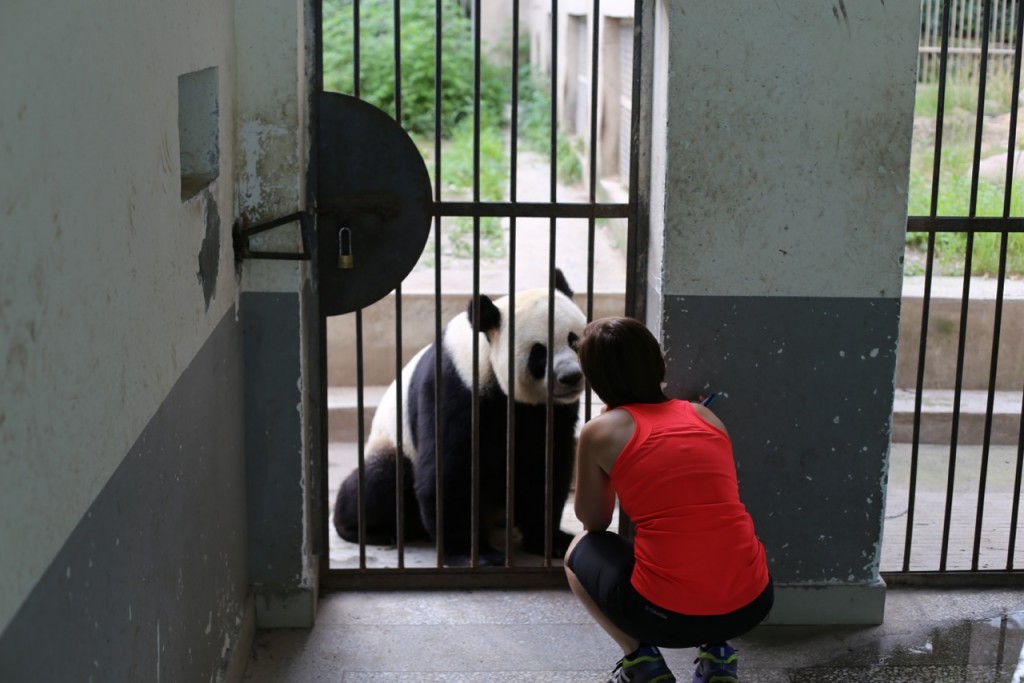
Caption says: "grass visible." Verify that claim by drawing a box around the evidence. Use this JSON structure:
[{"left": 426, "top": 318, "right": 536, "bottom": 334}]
[
  {"left": 908, "top": 66, "right": 1024, "bottom": 277},
  {"left": 323, "top": 1, "right": 584, "bottom": 264}
]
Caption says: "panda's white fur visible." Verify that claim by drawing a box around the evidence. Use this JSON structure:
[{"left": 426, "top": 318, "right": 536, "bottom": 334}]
[
  {"left": 367, "top": 285, "right": 586, "bottom": 462},
  {"left": 486, "top": 287, "right": 586, "bottom": 405},
  {"left": 334, "top": 272, "right": 587, "bottom": 564}
]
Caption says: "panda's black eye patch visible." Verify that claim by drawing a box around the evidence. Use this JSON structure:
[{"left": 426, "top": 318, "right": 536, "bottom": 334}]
[
  {"left": 528, "top": 343, "right": 547, "bottom": 380},
  {"left": 568, "top": 332, "right": 579, "bottom": 352}
]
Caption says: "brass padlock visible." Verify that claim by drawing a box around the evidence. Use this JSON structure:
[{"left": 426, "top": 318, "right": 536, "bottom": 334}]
[{"left": 338, "top": 227, "right": 354, "bottom": 269}]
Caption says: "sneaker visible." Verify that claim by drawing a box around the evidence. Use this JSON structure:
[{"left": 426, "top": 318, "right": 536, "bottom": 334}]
[
  {"left": 691, "top": 643, "right": 738, "bottom": 683},
  {"left": 608, "top": 645, "right": 677, "bottom": 683}
]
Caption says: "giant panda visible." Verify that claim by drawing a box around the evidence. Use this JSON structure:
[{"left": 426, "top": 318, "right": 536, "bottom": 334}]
[{"left": 333, "top": 270, "right": 587, "bottom": 566}]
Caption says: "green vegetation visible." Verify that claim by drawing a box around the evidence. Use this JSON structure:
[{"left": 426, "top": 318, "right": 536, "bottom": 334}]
[
  {"left": 322, "top": 0, "right": 584, "bottom": 262},
  {"left": 908, "top": 67, "right": 1024, "bottom": 276},
  {"left": 322, "top": 0, "right": 505, "bottom": 137}
]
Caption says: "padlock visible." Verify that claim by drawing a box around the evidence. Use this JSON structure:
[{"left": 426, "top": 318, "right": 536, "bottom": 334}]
[{"left": 338, "top": 226, "right": 354, "bottom": 269}]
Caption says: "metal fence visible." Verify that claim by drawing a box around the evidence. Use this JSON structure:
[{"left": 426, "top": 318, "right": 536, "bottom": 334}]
[
  {"left": 318, "top": 0, "right": 644, "bottom": 589},
  {"left": 316, "top": 0, "right": 1024, "bottom": 588},
  {"left": 919, "top": 0, "right": 1021, "bottom": 81},
  {"left": 885, "top": 0, "right": 1024, "bottom": 583}
]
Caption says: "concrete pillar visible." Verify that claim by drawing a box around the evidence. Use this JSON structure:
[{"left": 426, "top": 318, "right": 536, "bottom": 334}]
[
  {"left": 646, "top": 0, "right": 920, "bottom": 624},
  {"left": 235, "top": 0, "right": 319, "bottom": 628}
]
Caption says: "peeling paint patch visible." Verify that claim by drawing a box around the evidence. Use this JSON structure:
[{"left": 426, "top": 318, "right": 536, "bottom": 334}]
[
  {"left": 196, "top": 191, "right": 220, "bottom": 311},
  {"left": 237, "top": 119, "right": 291, "bottom": 214}
]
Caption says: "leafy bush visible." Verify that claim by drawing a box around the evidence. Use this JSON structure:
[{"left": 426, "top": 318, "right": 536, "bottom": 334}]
[{"left": 323, "top": 0, "right": 506, "bottom": 138}]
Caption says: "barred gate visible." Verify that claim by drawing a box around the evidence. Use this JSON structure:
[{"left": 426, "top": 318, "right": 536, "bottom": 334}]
[
  {"left": 882, "top": 0, "right": 1024, "bottom": 583},
  {"left": 314, "top": 0, "right": 1024, "bottom": 589},
  {"left": 316, "top": 0, "right": 646, "bottom": 589}
]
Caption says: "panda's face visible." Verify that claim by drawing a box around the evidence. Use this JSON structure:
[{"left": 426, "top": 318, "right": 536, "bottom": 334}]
[{"left": 490, "top": 289, "right": 587, "bottom": 406}]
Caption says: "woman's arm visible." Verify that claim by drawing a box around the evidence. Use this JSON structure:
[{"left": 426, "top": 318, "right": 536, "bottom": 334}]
[{"left": 573, "top": 409, "right": 634, "bottom": 531}]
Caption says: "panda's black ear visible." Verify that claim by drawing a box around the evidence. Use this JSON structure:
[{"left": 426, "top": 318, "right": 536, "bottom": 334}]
[
  {"left": 554, "top": 268, "right": 574, "bottom": 298},
  {"left": 468, "top": 295, "right": 502, "bottom": 334}
]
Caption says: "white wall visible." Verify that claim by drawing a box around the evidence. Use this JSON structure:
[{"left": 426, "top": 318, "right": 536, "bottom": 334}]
[
  {"left": 235, "top": 0, "right": 310, "bottom": 293},
  {"left": 0, "top": 0, "right": 238, "bottom": 632},
  {"left": 655, "top": 1, "right": 918, "bottom": 300}
]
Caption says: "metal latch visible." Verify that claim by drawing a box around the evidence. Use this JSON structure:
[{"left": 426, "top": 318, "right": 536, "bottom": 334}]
[{"left": 233, "top": 211, "right": 312, "bottom": 262}]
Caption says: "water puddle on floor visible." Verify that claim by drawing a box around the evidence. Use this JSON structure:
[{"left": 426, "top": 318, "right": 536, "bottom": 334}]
[{"left": 774, "top": 610, "right": 1024, "bottom": 682}]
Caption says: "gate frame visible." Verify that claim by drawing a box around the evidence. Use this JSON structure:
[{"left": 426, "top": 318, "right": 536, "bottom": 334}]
[{"left": 311, "top": 0, "right": 654, "bottom": 590}]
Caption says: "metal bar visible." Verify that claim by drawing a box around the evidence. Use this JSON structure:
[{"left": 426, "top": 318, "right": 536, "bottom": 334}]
[
  {"left": 311, "top": 0, "right": 326, "bottom": 575},
  {"left": 972, "top": 0, "right": 1024, "bottom": 571},
  {"left": 903, "top": 0, "right": 954, "bottom": 572},
  {"left": 234, "top": 212, "right": 313, "bottom": 261},
  {"left": 902, "top": 231, "right": 934, "bottom": 572},
  {"left": 434, "top": 201, "right": 631, "bottom": 219},
  {"left": 506, "top": 0, "right": 521, "bottom": 567},
  {"left": 236, "top": 251, "right": 310, "bottom": 261},
  {"left": 969, "top": 0, "right": 998, "bottom": 572},
  {"left": 394, "top": 279, "right": 406, "bottom": 568},
  {"left": 352, "top": 0, "right": 367, "bottom": 572},
  {"left": 353, "top": 0, "right": 361, "bottom": 98},
  {"left": 236, "top": 211, "right": 309, "bottom": 238},
  {"left": 968, "top": 0, "right": 992, "bottom": 216},
  {"left": 551, "top": 0, "right": 559, "bottom": 207},
  {"left": 906, "top": 216, "right": 1024, "bottom": 232},
  {"left": 392, "top": 0, "right": 407, "bottom": 570},
  {"left": 321, "top": 567, "right": 571, "bottom": 591},
  {"left": 356, "top": 309, "right": 367, "bottom": 569},
  {"left": 918, "top": 45, "right": 1018, "bottom": 55},
  {"left": 937, "top": 265, "right": 973, "bottom": 572},
  {"left": 624, "top": 0, "right": 646, "bottom": 323},
  {"left": 938, "top": 0, "right": 992, "bottom": 570},
  {"left": 938, "top": 266, "right": 974, "bottom": 571},
  {"left": 470, "top": 0, "right": 483, "bottom": 569},
  {"left": 974, "top": 228, "right": 1010, "bottom": 569},
  {"left": 582, "top": 1, "right": 601, "bottom": 428},
  {"left": 543, "top": 0, "right": 559, "bottom": 567},
  {"left": 1003, "top": 21, "right": 1024, "bottom": 573},
  {"left": 433, "top": 0, "right": 446, "bottom": 571},
  {"left": 545, "top": 245, "right": 556, "bottom": 566},
  {"left": 881, "top": 570, "right": 1024, "bottom": 588},
  {"left": 586, "top": 0, "right": 600, "bottom": 327}
]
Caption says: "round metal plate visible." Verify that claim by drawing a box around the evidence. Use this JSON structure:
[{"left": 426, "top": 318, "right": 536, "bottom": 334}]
[{"left": 317, "top": 93, "right": 432, "bottom": 316}]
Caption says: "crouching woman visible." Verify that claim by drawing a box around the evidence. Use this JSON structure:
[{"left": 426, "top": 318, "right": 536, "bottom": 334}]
[{"left": 565, "top": 317, "right": 773, "bottom": 683}]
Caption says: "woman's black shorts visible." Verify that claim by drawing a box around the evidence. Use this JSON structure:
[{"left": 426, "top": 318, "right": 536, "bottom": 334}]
[{"left": 566, "top": 530, "right": 773, "bottom": 648}]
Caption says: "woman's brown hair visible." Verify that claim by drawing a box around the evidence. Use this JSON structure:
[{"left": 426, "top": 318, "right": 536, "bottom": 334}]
[{"left": 576, "top": 317, "right": 668, "bottom": 408}]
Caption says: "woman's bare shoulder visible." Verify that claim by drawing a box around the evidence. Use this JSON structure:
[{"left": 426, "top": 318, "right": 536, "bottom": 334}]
[
  {"left": 691, "top": 402, "right": 729, "bottom": 436},
  {"left": 580, "top": 408, "right": 635, "bottom": 472}
]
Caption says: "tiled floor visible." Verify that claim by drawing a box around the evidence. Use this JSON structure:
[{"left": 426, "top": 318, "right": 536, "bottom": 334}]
[{"left": 242, "top": 587, "right": 1024, "bottom": 682}]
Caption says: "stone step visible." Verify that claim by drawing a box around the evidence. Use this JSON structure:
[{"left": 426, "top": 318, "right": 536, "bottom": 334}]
[
  {"left": 891, "top": 388, "right": 1021, "bottom": 446},
  {"left": 326, "top": 386, "right": 388, "bottom": 444},
  {"left": 328, "top": 386, "right": 1022, "bottom": 446}
]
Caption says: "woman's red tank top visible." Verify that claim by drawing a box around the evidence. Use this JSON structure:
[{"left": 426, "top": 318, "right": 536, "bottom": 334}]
[{"left": 611, "top": 399, "right": 769, "bottom": 616}]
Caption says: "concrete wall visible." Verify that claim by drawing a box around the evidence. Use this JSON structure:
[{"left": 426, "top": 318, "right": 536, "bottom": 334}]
[
  {"left": 235, "top": 0, "right": 319, "bottom": 629},
  {"left": 647, "top": 0, "right": 920, "bottom": 624},
  {"left": 0, "top": 0, "right": 314, "bottom": 676}
]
